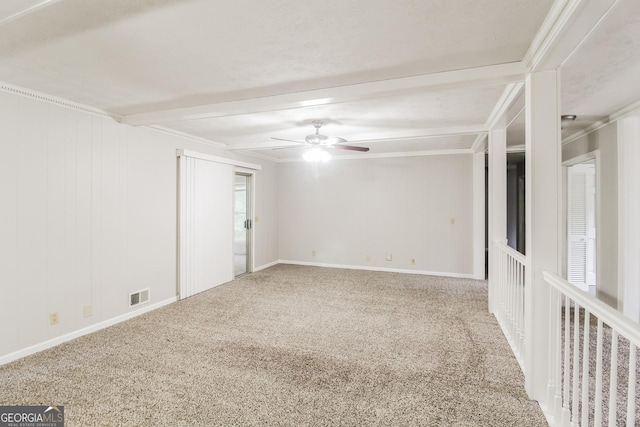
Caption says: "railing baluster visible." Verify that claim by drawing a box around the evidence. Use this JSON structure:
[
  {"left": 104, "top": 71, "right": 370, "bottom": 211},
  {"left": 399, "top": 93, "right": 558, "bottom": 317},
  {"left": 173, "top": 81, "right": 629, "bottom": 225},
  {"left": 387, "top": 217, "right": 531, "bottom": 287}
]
[
  {"left": 563, "top": 296, "right": 571, "bottom": 423},
  {"left": 518, "top": 262, "right": 524, "bottom": 353},
  {"left": 627, "top": 343, "right": 637, "bottom": 427},
  {"left": 508, "top": 256, "right": 513, "bottom": 341},
  {"left": 507, "top": 257, "right": 515, "bottom": 342},
  {"left": 581, "top": 310, "right": 590, "bottom": 426},
  {"left": 540, "top": 272, "right": 640, "bottom": 426},
  {"left": 608, "top": 330, "right": 618, "bottom": 427},
  {"left": 491, "top": 241, "right": 526, "bottom": 371},
  {"left": 546, "top": 286, "right": 560, "bottom": 415},
  {"left": 594, "top": 319, "right": 603, "bottom": 426},
  {"left": 572, "top": 301, "right": 581, "bottom": 425}
]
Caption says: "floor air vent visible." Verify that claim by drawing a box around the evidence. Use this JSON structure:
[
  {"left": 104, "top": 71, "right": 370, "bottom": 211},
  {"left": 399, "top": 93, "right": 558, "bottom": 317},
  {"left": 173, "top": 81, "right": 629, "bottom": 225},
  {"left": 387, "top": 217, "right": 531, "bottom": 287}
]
[{"left": 129, "top": 288, "right": 150, "bottom": 307}]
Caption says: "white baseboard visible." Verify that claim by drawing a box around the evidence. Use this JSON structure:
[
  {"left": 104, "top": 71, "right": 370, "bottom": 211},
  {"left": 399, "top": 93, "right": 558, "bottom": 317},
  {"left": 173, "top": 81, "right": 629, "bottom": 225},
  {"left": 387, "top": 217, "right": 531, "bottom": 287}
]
[
  {"left": 0, "top": 296, "right": 178, "bottom": 366},
  {"left": 277, "top": 259, "right": 476, "bottom": 279},
  {"left": 539, "top": 401, "right": 557, "bottom": 426},
  {"left": 253, "top": 259, "right": 280, "bottom": 272}
]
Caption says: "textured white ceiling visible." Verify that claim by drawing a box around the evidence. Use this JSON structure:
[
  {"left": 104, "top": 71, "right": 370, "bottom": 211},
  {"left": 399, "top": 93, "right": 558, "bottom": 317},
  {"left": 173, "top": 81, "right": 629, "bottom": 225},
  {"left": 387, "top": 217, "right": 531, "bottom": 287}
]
[
  {"left": 163, "top": 85, "right": 506, "bottom": 147},
  {"left": 0, "top": 0, "right": 551, "bottom": 114},
  {"left": 561, "top": 0, "right": 640, "bottom": 138},
  {"left": 4, "top": 0, "right": 635, "bottom": 161}
]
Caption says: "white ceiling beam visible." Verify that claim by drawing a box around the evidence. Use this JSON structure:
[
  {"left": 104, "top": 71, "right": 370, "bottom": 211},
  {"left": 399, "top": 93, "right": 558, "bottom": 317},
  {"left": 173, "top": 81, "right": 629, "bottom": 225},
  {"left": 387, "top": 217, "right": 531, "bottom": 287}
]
[
  {"left": 523, "top": 0, "right": 619, "bottom": 71},
  {"left": 120, "top": 62, "right": 526, "bottom": 126},
  {"left": 276, "top": 148, "right": 474, "bottom": 163},
  {"left": 486, "top": 82, "right": 525, "bottom": 130},
  {"left": 225, "top": 125, "right": 487, "bottom": 151},
  {"left": 471, "top": 133, "right": 488, "bottom": 153},
  {"left": 0, "top": 0, "right": 63, "bottom": 27}
]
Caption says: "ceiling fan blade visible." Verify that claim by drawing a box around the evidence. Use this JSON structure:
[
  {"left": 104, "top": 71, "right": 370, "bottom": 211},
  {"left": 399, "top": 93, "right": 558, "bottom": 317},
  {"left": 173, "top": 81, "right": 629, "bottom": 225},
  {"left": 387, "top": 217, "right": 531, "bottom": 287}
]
[
  {"left": 326, "top": 137, "right": 347, "bottom": 144},
  {"left": 272, "top": 145, "right": 306, "bottom": 151},
  {"left": 330, "top": 144, "right": 369, "bottom": 152}
]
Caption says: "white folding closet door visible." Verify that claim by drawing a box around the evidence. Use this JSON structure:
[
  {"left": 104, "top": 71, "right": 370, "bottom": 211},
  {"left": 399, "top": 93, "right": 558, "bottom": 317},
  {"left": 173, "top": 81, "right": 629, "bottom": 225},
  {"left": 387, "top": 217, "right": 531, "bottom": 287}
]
[
  {"left": 179, "top": 156, "right": 233, "bottom": 299},
  {"left": 567, "top": 163, "right": 596, "bottom": 293}
]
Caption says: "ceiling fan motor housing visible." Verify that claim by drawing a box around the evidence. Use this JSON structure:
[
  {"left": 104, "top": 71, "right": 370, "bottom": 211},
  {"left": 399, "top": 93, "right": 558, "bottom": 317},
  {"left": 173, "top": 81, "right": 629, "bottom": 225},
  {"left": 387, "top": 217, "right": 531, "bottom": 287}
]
[{"left": 305, "top": 133, "right": 329, "bottom": 144}]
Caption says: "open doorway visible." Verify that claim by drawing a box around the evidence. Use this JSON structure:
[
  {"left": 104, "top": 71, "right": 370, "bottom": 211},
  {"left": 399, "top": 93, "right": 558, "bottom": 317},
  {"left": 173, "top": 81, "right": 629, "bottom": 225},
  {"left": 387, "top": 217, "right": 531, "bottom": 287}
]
[
  {"left": 234, "top": 172, "right": 253, "bottom": 277},
  {"left": 565, "top": 156, "right": 598, "bottom": 295}
]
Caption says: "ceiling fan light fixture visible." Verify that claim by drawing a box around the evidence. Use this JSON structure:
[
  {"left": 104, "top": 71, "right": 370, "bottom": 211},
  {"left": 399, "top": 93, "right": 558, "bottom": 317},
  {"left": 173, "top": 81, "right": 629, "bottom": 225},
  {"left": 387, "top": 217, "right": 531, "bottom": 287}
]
[{"left": 303, "top": 147, "right": 331, "bottom": 163}]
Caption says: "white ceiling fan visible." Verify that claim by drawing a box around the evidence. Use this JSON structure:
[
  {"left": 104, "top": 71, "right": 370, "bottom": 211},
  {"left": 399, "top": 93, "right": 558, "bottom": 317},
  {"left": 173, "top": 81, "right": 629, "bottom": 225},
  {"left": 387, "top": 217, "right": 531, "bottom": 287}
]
[{"left": 271, "top": 120, "right": 370, "bottom": 156}]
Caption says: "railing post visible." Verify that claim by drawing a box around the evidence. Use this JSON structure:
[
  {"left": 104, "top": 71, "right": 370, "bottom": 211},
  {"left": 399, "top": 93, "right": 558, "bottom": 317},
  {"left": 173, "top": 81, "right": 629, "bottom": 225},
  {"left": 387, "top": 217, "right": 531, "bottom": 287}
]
[
  {"left": 524, "top": 70, "right": 562, "bottom": 402},
  {"left": 488, "top": 128, "right": 507, "bottom": 314},
  {"left": 547, "top": 286, "right": 562, "bottom": 417}
]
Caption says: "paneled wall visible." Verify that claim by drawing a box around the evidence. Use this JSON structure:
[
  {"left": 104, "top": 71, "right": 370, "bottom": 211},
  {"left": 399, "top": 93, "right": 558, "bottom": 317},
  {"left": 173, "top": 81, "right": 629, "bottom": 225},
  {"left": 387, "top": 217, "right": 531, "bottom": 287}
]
[
  {"left": 0, "top": 90, "right": 278, "bottom": 360},
  {"left": 278, "top": 155, "right": 475, "bottom": 276}
]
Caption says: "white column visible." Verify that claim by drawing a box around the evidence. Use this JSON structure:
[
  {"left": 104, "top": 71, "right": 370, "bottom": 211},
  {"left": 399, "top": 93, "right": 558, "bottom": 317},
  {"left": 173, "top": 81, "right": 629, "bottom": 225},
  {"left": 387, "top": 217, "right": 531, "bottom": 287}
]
[
  {"left": 473, "top": 150, "right": 486, "bottom": 280},
  {"left": 524, "top": 70, "right": 562, "bottom": 400},
  {"left": 488, "top": 128, "right": 507, "bottom": 313},
  {"left": 618, "top": 114, "right": 640, "bottom": 322}
]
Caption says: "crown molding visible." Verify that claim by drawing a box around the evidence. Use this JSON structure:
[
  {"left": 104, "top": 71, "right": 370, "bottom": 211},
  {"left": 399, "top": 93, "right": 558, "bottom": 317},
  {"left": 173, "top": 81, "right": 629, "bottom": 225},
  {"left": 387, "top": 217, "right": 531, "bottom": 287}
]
[
  {"left": 148, "top": 125, "right": 226, "bottom": 148},
  {"left": 562, "top": 98, "right": 640, "bottom": 145},
  {"left": 523, "top": 0, "right": 578, "bottom": 70},
  {"left": 0, "top": 80, "right": 120, "bottom": 120}
]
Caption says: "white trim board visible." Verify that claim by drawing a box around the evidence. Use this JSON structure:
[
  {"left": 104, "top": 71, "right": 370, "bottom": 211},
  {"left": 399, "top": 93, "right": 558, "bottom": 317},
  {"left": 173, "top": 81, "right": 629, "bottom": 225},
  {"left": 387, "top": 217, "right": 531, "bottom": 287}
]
[
  {"left": 0, "top": 296, "right": 178, "bottom": 366},
  {"left": 177, "top": 149, "right": 262, "bottom": 170},
  {"left": 275, "top": 148, "right": 473, "bottom": 163},
  {"left": 278, "top": 260, "right": 477, "bottom": 280},
  {"left": 0, "top": 0, "right": 63, "bottom": 27}
]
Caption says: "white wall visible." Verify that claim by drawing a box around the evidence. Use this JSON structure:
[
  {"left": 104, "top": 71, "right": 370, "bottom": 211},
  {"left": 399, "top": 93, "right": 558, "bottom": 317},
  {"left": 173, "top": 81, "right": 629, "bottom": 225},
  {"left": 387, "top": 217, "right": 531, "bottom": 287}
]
[
  {"left": 254, "top": 160, "right": 279, "bottom": 270},
  {"left": 617, "top": 113, "right": 640, "bottom": 321},
  {"left": 278, "top": 155, "right": 475, "bottom": 276},
  {"left": 0, "top": 89, "right": 279, "bottom": 360}
]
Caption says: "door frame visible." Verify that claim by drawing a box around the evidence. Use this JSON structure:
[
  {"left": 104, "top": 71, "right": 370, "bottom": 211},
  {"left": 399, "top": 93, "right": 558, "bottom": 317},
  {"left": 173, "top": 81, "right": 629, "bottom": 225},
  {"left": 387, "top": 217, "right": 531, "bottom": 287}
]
[
  {"left": 562, "top": 150, "right": 600, "bottom": 294},
  {"left": 234, "top": 168, "right": 255, "bottom": 276}
]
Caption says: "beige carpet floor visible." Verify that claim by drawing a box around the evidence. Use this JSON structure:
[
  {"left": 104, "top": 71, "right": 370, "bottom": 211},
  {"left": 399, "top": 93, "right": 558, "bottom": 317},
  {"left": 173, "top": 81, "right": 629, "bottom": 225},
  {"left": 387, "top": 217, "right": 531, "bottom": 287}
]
[{"left": 0, "top": 265, "right": 547, "bottom": 426}]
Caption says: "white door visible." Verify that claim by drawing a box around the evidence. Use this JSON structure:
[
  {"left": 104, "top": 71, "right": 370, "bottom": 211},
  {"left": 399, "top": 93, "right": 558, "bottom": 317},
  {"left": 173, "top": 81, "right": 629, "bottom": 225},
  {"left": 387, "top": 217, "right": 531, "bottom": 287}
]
[
  {"left": 178, "top": 156, "right": 234, "bottom": 299},
  {"left": 567, "top": 162, "right": 596, "bottom": 294}
]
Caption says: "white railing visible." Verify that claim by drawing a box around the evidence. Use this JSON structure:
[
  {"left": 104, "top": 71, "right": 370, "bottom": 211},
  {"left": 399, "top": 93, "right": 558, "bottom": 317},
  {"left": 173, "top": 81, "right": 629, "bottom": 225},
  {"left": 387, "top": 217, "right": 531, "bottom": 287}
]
[
  {"left": 544, "top": 271, "right": 640, "bottom": 426},
  {"left": 494, "top": 239, "right": 526, "bottom": 372}
]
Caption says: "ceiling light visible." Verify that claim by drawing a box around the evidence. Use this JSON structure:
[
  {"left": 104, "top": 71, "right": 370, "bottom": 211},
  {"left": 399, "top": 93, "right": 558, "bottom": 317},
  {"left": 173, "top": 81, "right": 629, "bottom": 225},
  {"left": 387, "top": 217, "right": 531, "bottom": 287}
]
[
  {"left": 303, "top": 147, "right": 331, "bottom": 163},
  {"left": 561, "top": 115, "right": 577, "bottom": 129}
]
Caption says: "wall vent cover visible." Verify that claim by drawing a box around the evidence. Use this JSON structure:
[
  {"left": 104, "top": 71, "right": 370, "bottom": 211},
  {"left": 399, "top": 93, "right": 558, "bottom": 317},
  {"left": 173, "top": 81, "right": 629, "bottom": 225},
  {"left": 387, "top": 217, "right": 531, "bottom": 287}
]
[{"left": 129, "top": 288, "right": 150, "bottom": 307}]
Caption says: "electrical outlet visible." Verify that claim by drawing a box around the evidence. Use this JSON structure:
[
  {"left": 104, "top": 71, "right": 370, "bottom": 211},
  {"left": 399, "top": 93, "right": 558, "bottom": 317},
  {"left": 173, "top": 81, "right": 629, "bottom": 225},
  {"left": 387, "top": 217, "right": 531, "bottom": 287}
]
[
  {"left": 49, "top": 312, "right": 59, "bottom": 325},
  {"left": 312, "top": 250, "right": 316, "bottom": 256},
  {"left": 411, "top": 258, "right": 416, "bottom": 265},
  {"left": 83, "top": 304, "right": 93, "bottom": 318},
  {"left": 386, "top": 253, "right": 392, "bottom": 261}
]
